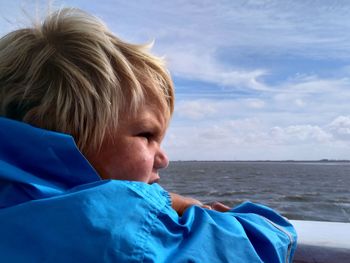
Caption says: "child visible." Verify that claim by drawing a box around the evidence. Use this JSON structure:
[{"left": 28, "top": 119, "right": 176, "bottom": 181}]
[{"left": 0, "top": 8, "right": 296, "bottom": 262}]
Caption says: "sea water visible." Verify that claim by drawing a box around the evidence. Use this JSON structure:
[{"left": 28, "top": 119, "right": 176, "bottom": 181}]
[{"left": 160, "top": 161, "right": 350, "bottom": 222}]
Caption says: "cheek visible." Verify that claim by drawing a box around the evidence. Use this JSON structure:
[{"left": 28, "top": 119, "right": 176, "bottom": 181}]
[
  {"left": 92, "top": 138, "right": 157, "bottom": 182},
  {"left": 135, "top": 149, "right": 154, "bottom": 171},
  {"left": 124, "top": 143, "right": 154, "bottom": 174}
]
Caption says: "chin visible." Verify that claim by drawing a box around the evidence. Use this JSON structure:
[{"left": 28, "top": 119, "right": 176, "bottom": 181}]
[{"left": 149, "top": 179, "right": 160, "bottom": 185}]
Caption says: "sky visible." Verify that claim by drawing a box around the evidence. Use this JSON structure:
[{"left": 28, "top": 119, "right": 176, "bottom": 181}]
[{"left": 1, "top": 0, "right": 350, "bottom": 160}]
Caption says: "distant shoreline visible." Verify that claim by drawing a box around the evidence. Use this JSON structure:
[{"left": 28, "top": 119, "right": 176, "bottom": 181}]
[{"left": 171, "top": 160, "right": 350, "bottom": 163}]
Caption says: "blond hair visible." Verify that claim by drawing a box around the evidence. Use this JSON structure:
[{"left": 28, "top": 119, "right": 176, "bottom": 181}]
[{"left": 0, "top": 8, "right": 174, "bottom": 153}]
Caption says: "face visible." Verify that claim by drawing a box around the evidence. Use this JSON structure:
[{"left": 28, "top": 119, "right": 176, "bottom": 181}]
[{"left": 86, "top": 104, "right": 169, "bottom": 184}]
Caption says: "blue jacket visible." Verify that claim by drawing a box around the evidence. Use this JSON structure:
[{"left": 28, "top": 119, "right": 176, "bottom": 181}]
[{"left": 0, "top": 117, "right": 297, "bottom": 262}]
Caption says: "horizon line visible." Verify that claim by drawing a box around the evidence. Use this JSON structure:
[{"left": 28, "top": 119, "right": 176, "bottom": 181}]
[{"left": 170, "top": 159, "right": 350, "bottom": 162}]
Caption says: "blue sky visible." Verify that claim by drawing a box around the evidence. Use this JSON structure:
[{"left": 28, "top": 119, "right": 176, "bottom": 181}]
[{"left": 1, "top": 0, "right": 350, "bottom": 160}]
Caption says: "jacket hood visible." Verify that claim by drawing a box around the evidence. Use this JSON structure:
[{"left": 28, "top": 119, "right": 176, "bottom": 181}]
[{"left": 0, "top": 117, "right": 101, "bottom": 208}]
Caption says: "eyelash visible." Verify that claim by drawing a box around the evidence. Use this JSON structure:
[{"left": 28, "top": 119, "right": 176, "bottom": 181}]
[{"left": 138, "top": 132, "right": 154, "bottom": 141}]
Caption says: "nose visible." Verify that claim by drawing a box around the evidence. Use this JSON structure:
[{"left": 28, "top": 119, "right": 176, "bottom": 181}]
[{"left": 154, "top": 147, "right": 169, "bottom": 170}]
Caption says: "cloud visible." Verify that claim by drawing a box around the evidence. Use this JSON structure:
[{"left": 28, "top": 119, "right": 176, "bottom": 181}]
[
  {"left": 246, "top": 99, "right": 265, "bottom": 109},
  {"left": 173, "top": 98, "right": 270, "bottom": 123},
  {"left": 280, "top": 76, "right": 350, "bottom": 94},
  {"left": 167, "top": 47, "right": 270, "bottom": 91},
  {"left": 270, "top": 125, "right": 333, "bottom": 144},
  {"left": 175, "top": 100, "right": 217, "bottom": 120},
  {"left": 173, "top": 71, "right": 350, "bottom": 122},
  {"left": 164, "top": 115, "right": 350, "bottom": 160},
  {"left": 327, "top": 116, "right": 350, "bottom": 140}
]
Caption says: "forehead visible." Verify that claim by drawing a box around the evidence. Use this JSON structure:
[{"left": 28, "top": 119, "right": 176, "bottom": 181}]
[{"left": 122, "top": 103, "right": 169, "bottom": 128}]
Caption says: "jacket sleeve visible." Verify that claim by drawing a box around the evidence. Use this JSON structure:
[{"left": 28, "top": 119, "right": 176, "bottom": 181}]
[
  {"left": 0, "top": 180, "right": 296, "bottom": 263},
  {"left": 145, "top": 200, "right": 297, "bottom": 263}
]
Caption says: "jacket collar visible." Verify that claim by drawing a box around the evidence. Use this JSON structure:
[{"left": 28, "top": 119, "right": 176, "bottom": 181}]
[{"left": 0, "top": 117, "right": 101, "bottom": 208}]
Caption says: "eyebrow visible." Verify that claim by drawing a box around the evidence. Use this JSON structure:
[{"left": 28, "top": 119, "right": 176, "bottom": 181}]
[{"left": 131, "top": 117, "right": 161, "bottom": 130}]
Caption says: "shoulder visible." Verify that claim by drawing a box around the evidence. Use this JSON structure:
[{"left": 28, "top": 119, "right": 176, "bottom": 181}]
[{"left": 0, "top": 180, "right": 172, "bottom": 262}]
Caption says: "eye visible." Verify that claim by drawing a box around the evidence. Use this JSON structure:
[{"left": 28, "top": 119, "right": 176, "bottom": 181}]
[{"left": 137, "top": 132, "right": 154, "bottom": 141}]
